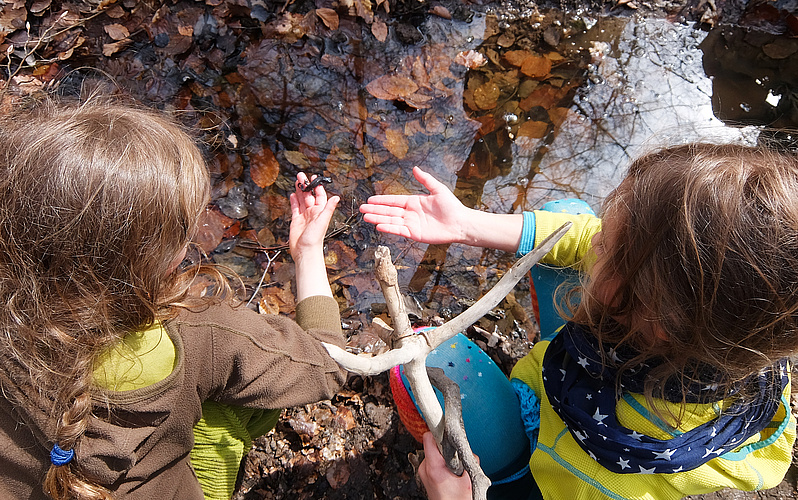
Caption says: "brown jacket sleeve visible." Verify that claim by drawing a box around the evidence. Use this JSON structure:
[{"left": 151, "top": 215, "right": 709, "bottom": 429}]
[{"left": 175, "top": 296, "right": 347, "bottom": 410}]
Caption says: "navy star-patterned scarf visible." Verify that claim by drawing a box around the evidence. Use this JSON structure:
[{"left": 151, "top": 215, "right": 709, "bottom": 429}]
[{"left": 542, "top": 322, "right": 790, "bottom": 474}]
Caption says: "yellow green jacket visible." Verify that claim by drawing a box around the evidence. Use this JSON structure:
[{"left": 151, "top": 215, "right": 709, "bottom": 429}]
[{"left": 512, "top": 211, "right": 796, "bottom": 499}]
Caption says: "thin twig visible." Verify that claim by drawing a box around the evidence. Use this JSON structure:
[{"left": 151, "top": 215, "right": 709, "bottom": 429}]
[
  {"left": 237, "top": 213, "right": 358, "bottom": 253},
  {"left": 246, "top": 250, "right": 281, "bottom": 307}
]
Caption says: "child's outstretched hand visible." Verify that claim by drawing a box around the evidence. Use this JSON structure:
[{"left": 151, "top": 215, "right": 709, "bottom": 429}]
[
  {"left": 289, "top": 172, "right": 340, "bottom": 301},
  {"left": 360, "top": 167, "right": 524, "bottom": 252},
  {"left": 359, "top": 167, "right": 470, "bottom": 245},
  {"left": 418, "top": 432, "right": 474, "bottom": 500}
]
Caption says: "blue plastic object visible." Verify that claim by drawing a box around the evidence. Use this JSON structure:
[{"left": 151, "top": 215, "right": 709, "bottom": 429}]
[
  {"left": 533, "top": 199, "right": 595, "bottom": 340},
  {"left": 398, "top": 331, "right": 530, "bottom": 481}
]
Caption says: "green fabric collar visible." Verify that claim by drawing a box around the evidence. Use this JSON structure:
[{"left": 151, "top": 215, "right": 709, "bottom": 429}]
[{"left": 93, "top": 321, "right": 177, "bottom": 391}]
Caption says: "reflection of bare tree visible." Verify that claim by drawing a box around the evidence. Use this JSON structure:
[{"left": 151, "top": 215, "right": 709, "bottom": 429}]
[{"left": 481, "top": 17, "right": 753, "bottom": 218}]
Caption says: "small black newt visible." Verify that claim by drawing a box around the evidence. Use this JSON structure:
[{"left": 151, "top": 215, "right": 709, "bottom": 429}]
[{"left": 300, "top": 175, "right": 333, "bottom": 192}]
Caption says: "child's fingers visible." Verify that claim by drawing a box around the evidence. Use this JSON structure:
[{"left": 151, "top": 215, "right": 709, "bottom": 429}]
[
  {"left": 321, "top": 195, "right": 340, "bottom": 221},
  {"left": 363, "top": 213, "right": 409, "bottom": 229},
  {"left": 374, "top": 223, "right": 413, "bottom": 239},
  {"left": 421, "top": 432, "right": 446, "bottom": 468},
  {"left": 296, "top": 172, "right": 316, "bottom": 208},
  {"left": 413, "top": 166, "right": 447, "bottom": 195},
  {"left": 360, "top": 203, "right": 407, "bottom": 218},
  {"left": 311, "top": 176, "right": 328, "bottom": 206},
  {"left": 289, "top": 192, "right": 300, "bottom": 217},
  {"left": 362, "top": 196, "right": 411, "bottom": 210}
]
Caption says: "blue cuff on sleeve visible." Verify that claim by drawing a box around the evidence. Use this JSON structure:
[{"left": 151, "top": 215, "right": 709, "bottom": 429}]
[{"left": 516, "top": 211, "right": 536, "bottom": 257}]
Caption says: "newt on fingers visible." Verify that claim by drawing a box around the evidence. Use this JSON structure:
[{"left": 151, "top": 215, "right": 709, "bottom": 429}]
[{"left": 300, "top": 175, "right": 333, "bottom": 192}]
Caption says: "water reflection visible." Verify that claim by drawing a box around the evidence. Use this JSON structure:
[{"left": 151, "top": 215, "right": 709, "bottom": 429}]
[
  {"left": 394, "top": 16, "right": 768, "bottom": 317},
  {"left": 480, "top": 17, "right": 759, "bottom": 217},
  {"left": 193, "top": 9, "right": 796, "bottom": 326}
]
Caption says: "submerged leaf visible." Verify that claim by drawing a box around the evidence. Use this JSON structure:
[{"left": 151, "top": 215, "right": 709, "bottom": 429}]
[
  {"left": 521, "top": 55, "right": 552, "bottom": 79},
  {"left": 383, "top": 128, "right": 409, "bottom": 159},
  {"left": 517, "top": 120, "right": 549, "bottom": 138},
  {"left": 284, "top": 150, "right": 310, "bottom": 168},
  {"left": 250, "top": 145, "right": 280, "bottom": 188},
  {"left": 195, "top": 208, "right": 232, "bottom": 253},
  {"left": 366, "top": 74, "right": 419, "bottom": 100},
  {"left": 473, "top": 81, "right": 500, "bottom": 110}
]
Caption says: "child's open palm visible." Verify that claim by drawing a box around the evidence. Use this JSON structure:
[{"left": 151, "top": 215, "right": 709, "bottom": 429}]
[{"left": 359, "top": 167, "right": 469, "bottom": 245}]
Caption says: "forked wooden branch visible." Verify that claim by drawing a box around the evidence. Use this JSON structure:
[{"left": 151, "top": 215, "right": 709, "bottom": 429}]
[
  {"left": 323, "top": 222, "right": 573, "bottom": 374},
  {"left": 427, "top": 367, "right": 491, "bottom": 499},
  {"left": 322, "top": 222, "right": 572, "bottom": 499}
]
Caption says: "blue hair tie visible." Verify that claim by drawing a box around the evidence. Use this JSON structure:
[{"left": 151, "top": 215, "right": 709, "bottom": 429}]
[{"left": 50, "top": 443, "right": 75, "bottom": 466}]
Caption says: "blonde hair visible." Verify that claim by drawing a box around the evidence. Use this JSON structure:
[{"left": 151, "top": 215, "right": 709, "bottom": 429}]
[
  {"left": 571, "top": 143, "right": 798, "bottom": 417},
  {"left": 0, "top": 98, "right": 210, "bottom": 499}
]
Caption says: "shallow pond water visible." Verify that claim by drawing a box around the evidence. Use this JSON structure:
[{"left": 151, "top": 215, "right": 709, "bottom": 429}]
[
  {"left": 71, "top": 2, "right": 791, "bottom": 338},
  {"left": 305, "top": 12, "right": 785, "bottom": 326},
  {"left": 190, "top": 6, "right": 798, "bottom": 340}
]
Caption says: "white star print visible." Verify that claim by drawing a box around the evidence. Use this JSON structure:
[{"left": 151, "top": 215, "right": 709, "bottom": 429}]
[
  {"left": 593, "top": 409, "right": 608, "bottom": 426},
  {"left": 585, "top": 393, "right": 592, "bottom": 400},
  {"left": 560, "top": 369, "right": 567, "bottom": 381},
  {"left": 672, "top": 466, "right": 684, "bottom": 473},
  {"left": 653, "top": 449, "right": 676, "bottom": 461},
  {"left": 617, "top": 457, "right": 630, "bottom": 470},
  {"left": 573, "top": 430, "right": 587, "bottom": 442},
  {"left": 577, "top": 356, "right": 590, "bottom": 368},
  {"left": 630, "top": 431, "right": 644, "bottom": 441},
  {"left": 608, "top": 348, "right": 621, "bottom": 363},
  {"left": 702, "top": 447, "right": 715, "bottom": 458},
  {"left": 639, "top": 466, "right": 656, "bottom": 474}
]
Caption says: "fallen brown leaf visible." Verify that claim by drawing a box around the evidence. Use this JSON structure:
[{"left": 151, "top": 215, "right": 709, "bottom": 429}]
[
  {"left": 517, "top": 120, "right": 549, "bottom": 138},
  {"left": 102, "top": 38, "right": 132, "bottom": 56},
  {"left": 366, "top": 74, "right": 419, "bottom": 100},
  {"left": 473, "top": 81, "right": 501, "bottom": 110},
  {"left": 195, "top": 208, "right": 233, "bottom": 253},
  {"left": 316, "top": 8, "right": 339, "bottom": 30},
  {"left": 249, "top": 145, "right": 280, "bottom": 188},
  {"left": 521, "top": 55, "right": 552, "bottom": 79},
  {"left": 104, "top": 23, "right": 130, "bottom": 41},
  {"left": 383, "top": 127, "right": 409, "bottom": 159},
  {"left": 429, "top": 5, "right": 451, "bottom": 19},
  {"left": 454, "top": 49, "right": 487, "bottom": 69},
  {"left": 371, "top": 19, "right": 388, "bottom": 42},
  {"left": 503, "top": 50, "right": 531, "bottom": 67},
  {"left": 284, "top": 150, "right": 310, "bottom": 168}
]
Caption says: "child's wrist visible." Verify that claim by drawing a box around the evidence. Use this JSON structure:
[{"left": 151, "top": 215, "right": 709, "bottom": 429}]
[
  {"left": 290, "top": 243, "right": 323, "bottom": 261},
  {"left": 455, "top": 207, "right": 482, "bottom": 245}
]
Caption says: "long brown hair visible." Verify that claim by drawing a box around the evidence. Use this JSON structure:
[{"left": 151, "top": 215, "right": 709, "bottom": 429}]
[
  {"left": 0, "top": 98, "right": 211, "bottom": 499},
  {"left": 570, "top": 143, "right": 798, "bottom": 419}
]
